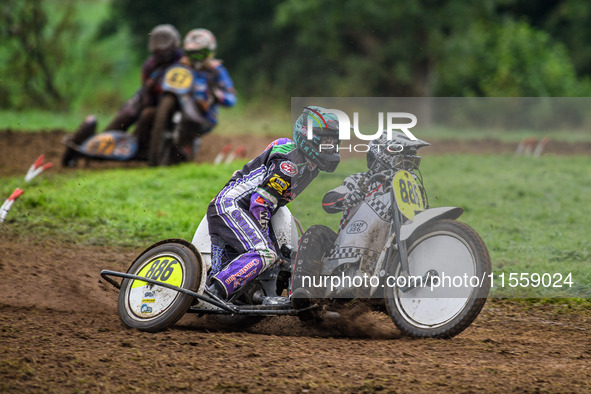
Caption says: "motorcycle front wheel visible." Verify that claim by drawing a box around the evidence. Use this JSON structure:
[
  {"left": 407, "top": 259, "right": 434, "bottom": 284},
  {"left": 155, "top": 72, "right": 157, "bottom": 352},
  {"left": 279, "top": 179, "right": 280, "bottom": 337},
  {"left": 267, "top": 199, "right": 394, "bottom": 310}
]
[
  {"left": 384, "top": 219, "right": 491, "bottom": 338},
  {"left": 118, "top": 241, "right": 201, "bottom": 332},
  {"left": 148, "top": 94, "right": 177, "bottom": 166}
]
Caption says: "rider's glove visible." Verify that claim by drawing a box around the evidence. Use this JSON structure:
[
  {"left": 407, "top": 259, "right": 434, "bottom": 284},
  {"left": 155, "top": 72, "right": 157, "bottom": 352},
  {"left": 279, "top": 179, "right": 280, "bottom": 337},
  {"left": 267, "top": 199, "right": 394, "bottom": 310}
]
[
  {"left": 342, "top": 188, "right": 365, "bottom": 208},
  {"left": 249, "top": 193, "right": 272, "bottom": 232},
  {"left": 212, "top": 88, "right": 225, "bottom": 104}
]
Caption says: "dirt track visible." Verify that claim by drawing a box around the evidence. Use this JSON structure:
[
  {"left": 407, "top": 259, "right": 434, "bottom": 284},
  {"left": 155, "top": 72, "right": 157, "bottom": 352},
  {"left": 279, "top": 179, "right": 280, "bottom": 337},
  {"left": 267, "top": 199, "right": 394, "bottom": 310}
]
[{"left": 1, "top": 130, "right": 591, "bottom": 392}]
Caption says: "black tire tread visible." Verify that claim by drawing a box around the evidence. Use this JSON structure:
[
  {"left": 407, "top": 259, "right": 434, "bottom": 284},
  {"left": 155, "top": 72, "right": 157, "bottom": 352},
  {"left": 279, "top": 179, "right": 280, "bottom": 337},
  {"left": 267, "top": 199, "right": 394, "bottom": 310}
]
[{"left": 292, "top": 225, "right": 338, "bottom": 292}]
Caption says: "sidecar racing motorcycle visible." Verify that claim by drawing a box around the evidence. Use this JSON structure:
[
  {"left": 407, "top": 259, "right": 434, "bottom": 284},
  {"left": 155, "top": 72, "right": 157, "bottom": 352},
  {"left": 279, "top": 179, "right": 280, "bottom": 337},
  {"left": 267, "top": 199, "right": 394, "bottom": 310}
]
[
  {"left": 62, "top": 63, "right": 209, "bottom": 167},
  {"left": 101, "top": 135, "right": 491, "bottom": 338}
]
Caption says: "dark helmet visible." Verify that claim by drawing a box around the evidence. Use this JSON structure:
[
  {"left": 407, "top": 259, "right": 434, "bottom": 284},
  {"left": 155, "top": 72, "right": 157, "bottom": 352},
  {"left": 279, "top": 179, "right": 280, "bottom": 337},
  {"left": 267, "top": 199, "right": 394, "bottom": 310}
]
[
  {"left": 292, "top": 106, "right": 341, "bottom": 172},
  {"left": 367, "top": 134, "right": 429, "bottom": 171},
  {"left": 148, "top": 24, "right": 181, "bottom": 53},
  {"left": 367, "top": 134, "right": 392, "bottom": 171}
]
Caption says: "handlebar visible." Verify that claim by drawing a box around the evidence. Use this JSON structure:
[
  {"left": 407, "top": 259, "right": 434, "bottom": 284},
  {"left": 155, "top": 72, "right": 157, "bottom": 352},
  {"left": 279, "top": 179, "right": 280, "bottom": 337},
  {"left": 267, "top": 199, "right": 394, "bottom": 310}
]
[{"left": 358, "top": 171, "right": 394, "bottom": 194}]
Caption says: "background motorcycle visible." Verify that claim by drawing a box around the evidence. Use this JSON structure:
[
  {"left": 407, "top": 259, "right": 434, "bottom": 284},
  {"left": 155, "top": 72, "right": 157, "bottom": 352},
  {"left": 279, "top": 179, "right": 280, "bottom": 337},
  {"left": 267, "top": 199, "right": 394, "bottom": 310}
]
[
  {"left": 101, "top": 135, "right": 491, "bottom": 338},
  {"left": 61, "top": 63, "right": 207, "bottom": 167},
  {"left": 147, "top": 63, "right": 210, "bottom": 166}
]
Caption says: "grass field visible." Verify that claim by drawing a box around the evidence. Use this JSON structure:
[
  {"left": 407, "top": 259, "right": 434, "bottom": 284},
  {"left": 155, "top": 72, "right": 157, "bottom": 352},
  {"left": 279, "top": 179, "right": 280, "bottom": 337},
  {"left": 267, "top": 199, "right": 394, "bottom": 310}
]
[
  {"left": 1, "top": 152, "right": 589, "bottom": 298},
  {"left": 0, "top": 101, "right": 290, "bottom": 137}
]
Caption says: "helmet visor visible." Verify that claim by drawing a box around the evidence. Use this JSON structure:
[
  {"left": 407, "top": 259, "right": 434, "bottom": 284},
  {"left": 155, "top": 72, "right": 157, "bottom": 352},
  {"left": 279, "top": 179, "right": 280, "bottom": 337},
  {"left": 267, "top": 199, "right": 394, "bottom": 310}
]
[
  {"left": 187, "top": 49, "right": 211, "bottom": 63},
  {"left": 318, "top": 136, "right": 339, "bottom": 153},
  {"left": 152, "top": 48, "right": 176, "bottom": 63}
]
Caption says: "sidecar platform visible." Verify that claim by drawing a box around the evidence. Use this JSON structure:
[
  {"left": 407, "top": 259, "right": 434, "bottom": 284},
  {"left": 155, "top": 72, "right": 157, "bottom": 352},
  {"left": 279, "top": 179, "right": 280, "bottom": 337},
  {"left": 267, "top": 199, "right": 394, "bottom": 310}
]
[
  {"left": 100, "top": 269, "right": 315, "bottom": 317},
  {"left": 63, "top": 131, "right": 140, "bottom": 162}
]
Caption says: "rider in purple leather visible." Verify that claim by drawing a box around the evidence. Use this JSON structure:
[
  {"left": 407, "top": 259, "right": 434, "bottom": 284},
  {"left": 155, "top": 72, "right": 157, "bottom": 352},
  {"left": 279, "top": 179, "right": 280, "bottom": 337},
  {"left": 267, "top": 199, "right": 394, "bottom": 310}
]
[{"left": 206, "top": 106, "right": 341, "bottom": 299}]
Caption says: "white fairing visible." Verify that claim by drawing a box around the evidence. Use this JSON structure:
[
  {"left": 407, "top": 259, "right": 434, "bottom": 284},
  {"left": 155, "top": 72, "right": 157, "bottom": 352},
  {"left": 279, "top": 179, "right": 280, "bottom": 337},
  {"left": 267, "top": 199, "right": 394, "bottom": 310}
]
[
  {"left": 270, "top": 206, "right": 299, "bottom": 248},
  {"left": 327, "top": 192, "right": 391, "bottom": 271},
  {"left": 191, "top": 206, "right": 298, "bottom": 272},
  {"left": 192, "top": 217, "right": 212, "bottom": 271}
]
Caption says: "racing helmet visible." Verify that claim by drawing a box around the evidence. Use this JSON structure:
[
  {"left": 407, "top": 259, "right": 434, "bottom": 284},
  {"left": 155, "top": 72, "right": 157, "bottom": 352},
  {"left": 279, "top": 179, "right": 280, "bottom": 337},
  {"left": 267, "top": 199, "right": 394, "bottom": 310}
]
[
  {"left": 183, "top": 28, "right": 217, "bottom": 67},
  {"left": 292, "top": 106, "right": 341, "bottom": 172},
  {"left": 148, "top": 24, "right": 181, "bottom": 54},
  {"left": 367, "top": 134, "right": 423, "bottom": 172},
  {"left": 367, "top": 135, "right": 394, "bottom": 171}
]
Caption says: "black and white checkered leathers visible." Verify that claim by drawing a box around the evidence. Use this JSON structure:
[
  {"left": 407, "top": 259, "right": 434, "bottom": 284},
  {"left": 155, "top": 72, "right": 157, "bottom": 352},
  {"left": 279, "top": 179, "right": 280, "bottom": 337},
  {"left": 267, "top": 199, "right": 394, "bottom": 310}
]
[{"left": 336, "top": 172, "right": 392, "bottom": 232}]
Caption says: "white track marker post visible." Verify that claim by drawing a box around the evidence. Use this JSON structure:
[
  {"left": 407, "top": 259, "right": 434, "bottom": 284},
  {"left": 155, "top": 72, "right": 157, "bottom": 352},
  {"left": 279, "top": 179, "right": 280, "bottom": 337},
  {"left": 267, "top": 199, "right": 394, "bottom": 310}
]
[
  {"left": 533, "top": 137, "right": 549, "bottom": 157},
  {"left": 237, "top": 146, "right": 246, "bottom": 159},
  {"left": 213, "top": 143, "right": 233, "bottom": 165},
  {"left": 224, "top": 145, "right": 245, "bottom": 165},
  {"left": 25, "top": 154, "right": 54, "bottom": 183},
  {"left": 515, "top": 139, "right": 526, "bottom": 156},
  {"left": 523, "top": 137, "right": 537, "bottom": 156},
  {"left": 1, "top": 188, "right": 24, "bottom": 223}
]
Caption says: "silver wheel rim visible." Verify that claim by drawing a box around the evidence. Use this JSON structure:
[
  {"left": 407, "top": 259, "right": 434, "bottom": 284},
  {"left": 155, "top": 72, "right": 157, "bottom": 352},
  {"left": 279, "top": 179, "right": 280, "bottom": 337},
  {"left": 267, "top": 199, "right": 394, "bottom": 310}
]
[{"left": 394, "top": 231, "right": 476, "bottom": 328}]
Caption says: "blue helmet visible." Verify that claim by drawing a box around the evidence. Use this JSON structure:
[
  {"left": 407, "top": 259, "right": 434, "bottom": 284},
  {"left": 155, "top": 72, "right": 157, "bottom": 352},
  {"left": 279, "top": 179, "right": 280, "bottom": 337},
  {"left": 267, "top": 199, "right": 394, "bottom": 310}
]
[{"left": 292, "top": 106, "right": 341, "bottom": 172}]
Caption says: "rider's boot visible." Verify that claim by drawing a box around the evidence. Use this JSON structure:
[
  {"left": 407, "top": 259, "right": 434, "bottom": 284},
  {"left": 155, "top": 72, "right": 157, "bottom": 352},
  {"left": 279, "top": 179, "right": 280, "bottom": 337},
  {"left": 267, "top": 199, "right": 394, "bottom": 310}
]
[
  {"left": 62, "top": 115, "right": 97, "bottom": 167},
  {"left": 205, "top": 280, "right": 227, "bottom": 300}
]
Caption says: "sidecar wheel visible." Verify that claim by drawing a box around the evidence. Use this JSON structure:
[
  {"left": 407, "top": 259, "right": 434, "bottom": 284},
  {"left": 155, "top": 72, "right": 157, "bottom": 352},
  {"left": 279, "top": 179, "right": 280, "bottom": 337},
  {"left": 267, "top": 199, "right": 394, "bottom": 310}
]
[
  {"left": 118, "top": 242, "right": 201, "bottom": 332},
  {"left": 384, "top": 219, "right": 491, "bottom": 338}
]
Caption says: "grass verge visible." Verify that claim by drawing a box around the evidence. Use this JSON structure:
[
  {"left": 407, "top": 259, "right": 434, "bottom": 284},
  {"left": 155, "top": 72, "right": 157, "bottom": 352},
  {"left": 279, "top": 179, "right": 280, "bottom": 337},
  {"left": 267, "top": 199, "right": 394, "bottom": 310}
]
[{"left": 1, "top": 153, "right": 589, "bottom": 298}]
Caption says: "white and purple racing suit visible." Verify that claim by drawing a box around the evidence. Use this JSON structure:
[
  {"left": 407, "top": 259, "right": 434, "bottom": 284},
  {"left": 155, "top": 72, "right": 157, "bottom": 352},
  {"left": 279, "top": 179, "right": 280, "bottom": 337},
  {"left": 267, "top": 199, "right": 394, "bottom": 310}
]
[{"left": 207, "top": 138, "right": 319, "bottom": 297}]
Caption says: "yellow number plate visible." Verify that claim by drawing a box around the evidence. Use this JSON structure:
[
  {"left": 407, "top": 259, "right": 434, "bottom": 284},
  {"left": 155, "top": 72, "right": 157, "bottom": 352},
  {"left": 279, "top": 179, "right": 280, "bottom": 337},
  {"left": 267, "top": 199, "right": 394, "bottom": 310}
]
[
  {"left": 131, "top": 256, "right": 184, "bottom": 289},
  {"left": 164, "top": 67, "right": 193, "bottom": 90},
  {"left": 393, "top": 170, "right": 424, "bottom": 220}
]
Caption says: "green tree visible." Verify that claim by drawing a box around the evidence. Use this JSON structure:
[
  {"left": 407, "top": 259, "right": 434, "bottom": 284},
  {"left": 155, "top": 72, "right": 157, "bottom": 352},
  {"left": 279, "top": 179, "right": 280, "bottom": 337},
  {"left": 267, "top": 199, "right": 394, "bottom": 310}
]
[
  {"left": 110, "top": 0, "right": 496, "bottom": 96},
  {"left": 274, "top": 0, "right": 496, "bottom": 96},
  {"left": 0, "top": 0, "right": 78, "bottom": 110},
  {"left": 497, "top": 0, "right": 591, "bottom": 78},
  {"left": 436, "top": 18, "right": 589, "bottom": 96},
  {"left": 105, "top": 0, "right": 590, "bottom": 98}
]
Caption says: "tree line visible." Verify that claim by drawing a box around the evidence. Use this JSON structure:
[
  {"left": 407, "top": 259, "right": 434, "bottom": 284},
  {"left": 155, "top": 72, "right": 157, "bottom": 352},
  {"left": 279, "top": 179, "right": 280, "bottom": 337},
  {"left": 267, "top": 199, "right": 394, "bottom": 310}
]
[{"left": 2, "top": 0, "right": 590, "bottom": 111}]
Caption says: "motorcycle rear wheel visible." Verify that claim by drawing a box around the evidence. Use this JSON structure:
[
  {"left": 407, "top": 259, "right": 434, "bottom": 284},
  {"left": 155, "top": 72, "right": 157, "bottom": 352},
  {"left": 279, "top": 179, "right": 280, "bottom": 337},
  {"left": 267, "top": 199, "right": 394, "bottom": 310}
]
[
  {"left": 148, "top": 94, "right": 177, "bottom": 166},
  {"left": 118, "top": 241, "right": 201, "bottom": 332},
  {"left": 291, "top": 225, "right": 337, "bottom": 321},
  {"left": 384, "top": 219, "right": 491, "bottom": 338}
]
